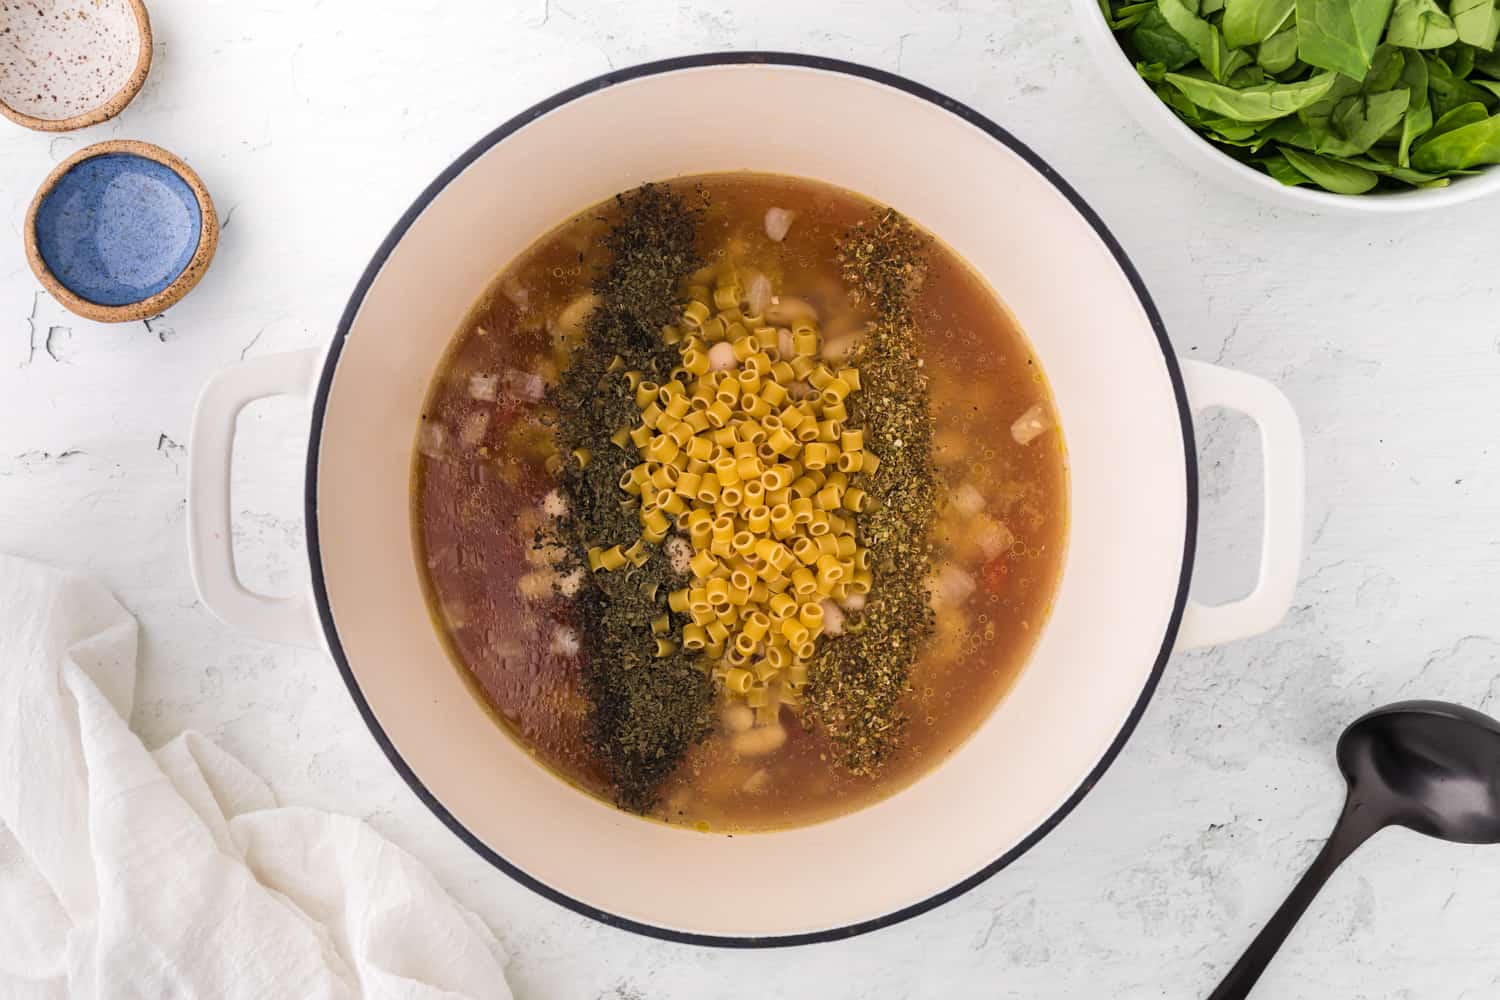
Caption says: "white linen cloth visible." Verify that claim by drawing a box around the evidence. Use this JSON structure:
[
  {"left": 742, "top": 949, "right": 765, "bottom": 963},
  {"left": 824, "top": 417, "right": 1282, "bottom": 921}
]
[{"left": 0, "top": 555, "right": 512, "bottom": 999}]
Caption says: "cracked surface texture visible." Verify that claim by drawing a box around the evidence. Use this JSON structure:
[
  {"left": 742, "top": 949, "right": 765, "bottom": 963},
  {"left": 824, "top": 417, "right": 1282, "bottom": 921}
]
[{"left": 3, "top": 2, "right": 1500, "bottom": 997}]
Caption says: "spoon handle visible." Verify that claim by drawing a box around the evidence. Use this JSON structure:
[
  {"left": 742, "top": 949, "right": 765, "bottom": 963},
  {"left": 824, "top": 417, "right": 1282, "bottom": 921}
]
[{"left": 1207, "top": 799, "right": 1383, "bottom": 1000}]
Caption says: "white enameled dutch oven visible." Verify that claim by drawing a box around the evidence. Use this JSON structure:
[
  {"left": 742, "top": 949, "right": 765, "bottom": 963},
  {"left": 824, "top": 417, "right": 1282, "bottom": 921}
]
[{"left": 187, "top": 54, "right": 1305, "bottom": 946}]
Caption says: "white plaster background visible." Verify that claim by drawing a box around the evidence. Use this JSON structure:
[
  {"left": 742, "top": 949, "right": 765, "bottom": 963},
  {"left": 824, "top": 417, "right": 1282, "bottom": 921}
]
[{"left": 2, "top": 2, "right": 1498, "bottom": 997}]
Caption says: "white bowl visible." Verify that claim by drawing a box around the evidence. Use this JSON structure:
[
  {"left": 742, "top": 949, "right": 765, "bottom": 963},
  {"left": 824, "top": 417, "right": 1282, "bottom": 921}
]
[
  {"left": 186, "top": 54, "right": 1306, "bottom": 945},
  {"left": 1071, "top": 0, "right": 1500, "bottom": 214}
]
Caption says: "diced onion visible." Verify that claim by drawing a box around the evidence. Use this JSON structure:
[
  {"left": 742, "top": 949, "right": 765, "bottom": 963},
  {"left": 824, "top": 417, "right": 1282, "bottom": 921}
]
[
  {"left": 459, "top": 411, "right": 491, "bottom": 447},
  {"left": 501, "top": 369, "right": 545, "bottom": 403},
  {"left": 500, "top": 275, "right": 530, "bottom": 311},
  {"left": 952, "top": 482, "right": 985, "bottom": 517},
  {"left": 468, "top": 373, "right": 499, "bottom": 402},
  {"left": 745, "top": 272, "right": 773, "bottom": 316},
  {"left": 417, "top": 421, "right": 448, "bottom": 458},
  {"left": 558, "top": 567, "right": 585, "bottom": 597},
  {"left": 976, "top": 517, "right": 1014, "bottom": 560},
  {"left": 549, "top": 627, "right": 580, "bottom": 657},
  {"left": 935, "top": 565, "right": 976, "bottom": 606},
  {"left": 839, "top": 592, "right": 866, "bottom": 613},
  {"left": 517, "top": 570, "right": 556, "bottom": 602},
  {"left": 1011, "top": 403, "right": 1050, "bottom": 446},
  {"left": 764, "top": 207, "right": 795, "bottom": 242}
]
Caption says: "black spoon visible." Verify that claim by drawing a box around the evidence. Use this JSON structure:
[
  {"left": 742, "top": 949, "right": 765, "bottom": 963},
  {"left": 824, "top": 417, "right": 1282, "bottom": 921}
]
[{"left": 1209, "top": 700, "right": 1500, "bottom": 999}]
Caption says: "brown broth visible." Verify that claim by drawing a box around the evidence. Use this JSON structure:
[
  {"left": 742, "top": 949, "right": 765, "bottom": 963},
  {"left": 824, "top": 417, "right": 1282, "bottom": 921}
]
[{"left": 413, "top": 173, "right": 1068, "bottom": 832}]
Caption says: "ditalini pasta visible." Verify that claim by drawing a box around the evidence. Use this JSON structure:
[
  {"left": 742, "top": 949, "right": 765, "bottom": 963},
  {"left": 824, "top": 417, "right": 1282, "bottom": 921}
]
[{"left": 589, "top": 264, "right": 876, "bottom": 720}]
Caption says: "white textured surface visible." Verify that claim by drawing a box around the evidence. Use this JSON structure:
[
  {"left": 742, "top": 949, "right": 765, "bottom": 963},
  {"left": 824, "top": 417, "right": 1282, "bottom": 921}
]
[{"left": 2, "top": 2, "right": 1498, "bottom": 997}]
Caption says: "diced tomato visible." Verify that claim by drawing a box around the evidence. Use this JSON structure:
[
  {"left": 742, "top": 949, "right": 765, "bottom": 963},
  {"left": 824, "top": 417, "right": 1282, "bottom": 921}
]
[{"left": 981, "top": 556, "right": 1008, "bottom": 592}]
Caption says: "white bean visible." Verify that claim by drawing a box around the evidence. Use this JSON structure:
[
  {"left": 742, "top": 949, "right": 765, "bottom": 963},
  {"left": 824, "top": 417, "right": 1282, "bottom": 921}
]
[
  {"left": 732, "top": 724, "right": 787, "bottom": 757},
  {"left": 542, "top": 489, "right": 568, "bottom": 518},
  {"left": 666, "top": 536, "right": 694, "bottom": 574},
  {"left": 766, "top": 296, "right": 817, "bottom": 325},
  {"left": 552, "top": 292, "right": 600, "bottom": 341},
  {"left": 722, "top": 703, "right": 755, "bottom": 734},
  {"left": 820, "top": 599, "right": 845, "bottom": 636},
  {"left": 708, "top": 341, "right": 738, "bottom": 372}
]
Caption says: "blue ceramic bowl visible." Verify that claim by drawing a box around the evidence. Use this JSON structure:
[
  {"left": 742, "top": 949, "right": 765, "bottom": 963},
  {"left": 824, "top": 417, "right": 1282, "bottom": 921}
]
[{"left": 25, "top": 140, "right": 218, "bottom": 323}]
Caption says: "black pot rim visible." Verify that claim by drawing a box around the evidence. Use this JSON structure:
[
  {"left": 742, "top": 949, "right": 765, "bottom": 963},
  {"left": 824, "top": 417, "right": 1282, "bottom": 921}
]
[{"left": 305, "top": 50, "right": 1197, "bottom": 949}]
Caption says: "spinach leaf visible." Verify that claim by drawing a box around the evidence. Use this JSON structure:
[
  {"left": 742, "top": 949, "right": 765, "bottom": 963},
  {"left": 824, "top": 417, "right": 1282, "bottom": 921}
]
[
  {"left": 1426, "top": 52, "right": 1500, "bottom": 114},
  {"left": 1340, "top": 154, "right": 1453, "bottom": 181},
  {"left": 1280, "top": 146, "right": 1382, "bottom": 189},
  {"left": 1154, "top": 78, "right": 1207, "bottom": 119},
  {"left": 1412, "top": 107, "right": 1500, "bottom": 167},
  {"left": 1447, "top": 42, "right": 1479, "bottom": 76},
  {"left": 1262, "top": 151, "right": 1316, "bottom": 182},
  {"left": 1229, "top": 61, "right": 1269, "bottom": 85},
  {"left": 1296, "top": 0, "right": 1396, "bottom": 79},
  {"left": 1204, "top": 114, "right": 1274, "bottom": 139},
  {"left": 1398, "top": 47, "right": 1434, "bottom": 163},
  {"left": 1424, "top": 100, "right": 1492, "bottom": 137},
  {"left": 1132, "top": 8, "right": 1201, "bottom": 69},
  {"left": 1366, "top": 40, "right": 1410, "bottom": 88},
  {"left": 1164, "top": 68, "right": 1340, "bottom": 118},
  {"left": 1159, "top": 0, "right": 1235, "bottom": 79},
  {"left": 1259, "top": 23, "right": 1304, "bottom": 70},
  {"left": 1104, "top": 0, "right": 1500, "bottom": 191},
  {"left": 1224, "top": 0, "right": 1298, "bottom": 46},
  {"left": 1386, "top": 0, "right": 1459, "bottom": 49},
  {"left": 1329, "top": 88, "right": 1414, "bottom": 152},
  {"left": 1276, "top": 57, "right": 1409, "bottom": 155},
  {"left": 1452, "top": 0, "right": 1500, "bottom": 50},
  {"left": 1225, "top": 48, "right": 1260, "bottom": 78},
  {"left": 1475, "top": 48, "right": 1500, "bottom": 75}
]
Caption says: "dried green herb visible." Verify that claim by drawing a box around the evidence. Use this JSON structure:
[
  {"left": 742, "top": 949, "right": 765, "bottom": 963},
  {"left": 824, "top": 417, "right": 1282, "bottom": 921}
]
[
  {"left": 806, "top": 209, "right": 938, "bottom": 775},
  {"left": 547, "top": 184, "right": 713, "bottom": 812}
]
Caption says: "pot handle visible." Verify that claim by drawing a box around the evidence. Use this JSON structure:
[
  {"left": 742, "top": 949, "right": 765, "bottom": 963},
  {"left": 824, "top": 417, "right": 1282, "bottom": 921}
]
[
  {"left": 1174, "top": 360, "right": 1305, "bottom": 652},
  {"left": 187, "top": 349, "right": 324, "bottom": 649}
]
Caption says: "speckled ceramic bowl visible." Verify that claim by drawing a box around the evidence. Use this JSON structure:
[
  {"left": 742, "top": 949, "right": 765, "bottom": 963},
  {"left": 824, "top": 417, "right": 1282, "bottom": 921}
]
[
  {"left": 0, "top": 0, "right": 152, "bottom": 132},
  {"left": 25, "top": 139, "right": 219, "bottom": 323}
]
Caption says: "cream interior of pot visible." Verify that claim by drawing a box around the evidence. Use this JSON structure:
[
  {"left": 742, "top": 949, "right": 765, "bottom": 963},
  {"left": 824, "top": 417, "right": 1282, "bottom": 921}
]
[{"left": 313, "top": 63, "right": 1190, "bottom": 938}]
